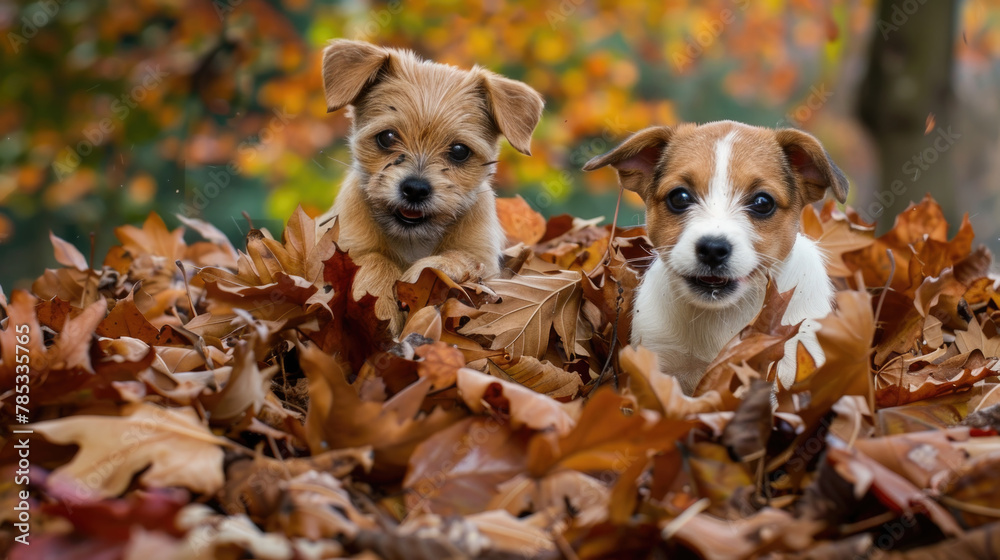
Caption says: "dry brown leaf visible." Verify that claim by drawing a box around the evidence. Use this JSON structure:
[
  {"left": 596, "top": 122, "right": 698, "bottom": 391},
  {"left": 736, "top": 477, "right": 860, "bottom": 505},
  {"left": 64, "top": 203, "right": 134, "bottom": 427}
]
[
  {"left": 527, "top": 388, "right": 693, "bottom": 478},
  {"left": 222, "top": 448, "right": 373, "bottom": 520},
  {"left": 97, "top": 287, "right": 187, "bottom": 347},
  {"left": 852, "top": 428, "right": 970, "bottom": 488},
  {"left": 298, "top": 341, "right": 462, "bottom": 477},
  {"left": 826, "top": 442, "right": 964, "bottom": 537},
  {"left": 355, "top": 511, "right": 520, "bottom": 560},
  {"left": 873, "top": 290, "right": 925, "bottom": 366},
  {"left": 842, "top": 195, "right": 971, "bottom": 296},
  {"left": 670, "top": 508, "right": 821, "bottom": 559},
  {"left": 456, "top": 367, "right": 577, "bottom": 435},
  {"left": 461, "top": 269, "right": 582, "bottom": 360},
  {"left": 924, "top": 315, "right": 945, "bottom": 348},
  {"left": 876, "top": 350, "right": 996, "bottom": 407},
  {"left": 46, "top": 298, "right": 108, "bottom": 373},
  {"left": 400, "top": 305, "right": 444, "bottom": 341},
  {"left": 463, "top": 510, "right": 556, "bottom": 557},
  {"left": 940, "top": 454, "right": 1000, "bottom": 529},
  {"left": 279, "top": 470, "right": 376, "bottom": 540},
  {"left": 396, "top": 266, "right": 478, "bottom": 314},
  {"left": 196, "top": 207, "right": 339, "bottom": 326},
  {"left": 801, "top": 203, "right": 875, "bottom": 277},
  {"left": 403, "top": 417, "right": 528, "bottom": 516},
  {"left": 722, "top": 380, "right": 774, "bottom": 462},
  {"left": 687, "top": 441, "right": 755, "bottom": 513},
  {"left": 489, "top": 355, "right": 583, "bottom": 400},
  {"left": 878, "top": 402, "right": 967, "bottom": 435},
  {"left": 956, "top": 314, "right": 1000, "bottom": 358},
  {"left": 278, "top": 205, "right": 317, "bottom": 277},
  {"left": 414, "top": 341, "right": 464, "bottom": 389},
  {"left": 176, "top": 214, "right": 238, "bottom": 261},
  {"left": 32, "top": 403, "right": 228, "bottom": 498},
  {"left": 620, "top": 345, "right": 723, "bottom": 417},
  {"left": 31, "top": 265, "right": 103, "bottom": 309},
  {"left": 793, "top": 290, "right": 875, "bottom": 426},
  {"left": 15, "top": 195, "right": 1000, "bottom": 558},
  {"left": 115, "top": 212, "right": 187, "bottom": 263},
  {"left": 0, "top": 290, "right": 45, "bottom": 385},
  {"left": 200, "top": 340, "right": 277, "bottom": 425},
  {"left": 182, "top": 312, "right": 241, "bottom": 340},
  {"left": 493, "top": 469, "right": 611, "bottom": 528},
  {"left": 150, "top": 345, "right": 229, "bottom": 375},
  {"left": 175, "top": 505, "right": 295, "bottom": 560},
  {"left": 49, "top": 232, "right": 90, "bottom": 271},
  {"left": 496, "top": 195, "right": 547, "bottom": 246}
]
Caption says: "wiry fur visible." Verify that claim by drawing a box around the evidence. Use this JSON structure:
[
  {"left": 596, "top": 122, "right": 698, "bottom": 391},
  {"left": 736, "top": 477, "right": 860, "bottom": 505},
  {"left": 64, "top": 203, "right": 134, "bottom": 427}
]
[
  {"left": 317, "top": 40, "right": 543, "bottom": 333},
  {"left": 585, "top": 121, "right": 849, "bottom": 394}
]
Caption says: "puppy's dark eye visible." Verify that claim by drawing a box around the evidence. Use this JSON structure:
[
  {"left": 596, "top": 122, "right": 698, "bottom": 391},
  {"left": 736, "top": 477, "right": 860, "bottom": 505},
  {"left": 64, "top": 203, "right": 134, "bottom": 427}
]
[
  {"left": 748, "top": 193, "right": 776, "bottom": 217},
  {"left": 666, "top": 187, "right": 694, "bottom": 213},
  {"left": 376, "top": 130, "right": 397, "bottom": 149},
  {"left": 448, "top": 143, "right": 471, "bottom": 162}
]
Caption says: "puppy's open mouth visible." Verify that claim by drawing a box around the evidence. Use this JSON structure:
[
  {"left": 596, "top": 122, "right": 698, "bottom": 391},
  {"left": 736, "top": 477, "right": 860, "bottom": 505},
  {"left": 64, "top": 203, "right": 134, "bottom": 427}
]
[
  {"left": 690, "top": 275, "right": 732, "bottom": 289},
  {"left": 394, "top": 208, "right": 429, "bottom": 226},
  {"left": 684, "top": 275, "right": 739, "bottom": 297}
]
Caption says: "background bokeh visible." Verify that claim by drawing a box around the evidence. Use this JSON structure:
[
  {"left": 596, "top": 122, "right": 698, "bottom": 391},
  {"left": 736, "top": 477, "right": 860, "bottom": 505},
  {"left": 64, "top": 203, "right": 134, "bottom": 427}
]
[{"left": 1, "top": 0, "right": 998, "bottom": 291}]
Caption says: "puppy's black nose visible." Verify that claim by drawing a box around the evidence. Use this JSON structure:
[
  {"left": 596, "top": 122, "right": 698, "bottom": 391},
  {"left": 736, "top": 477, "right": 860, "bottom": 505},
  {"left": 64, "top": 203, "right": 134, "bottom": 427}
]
[
  {"left": 400, "top": 177, "right": 432, "bottom": 203},
  {"left": 695, "top": 236, "right": 732, "bottom": 267}
]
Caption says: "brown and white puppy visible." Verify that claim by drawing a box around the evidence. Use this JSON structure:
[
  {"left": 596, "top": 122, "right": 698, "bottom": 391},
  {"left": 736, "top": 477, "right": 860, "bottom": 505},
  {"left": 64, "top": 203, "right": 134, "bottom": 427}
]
[
  {"left": 318, "top": 40, "right": 544, "bottom": 333},
  {"left": 584, "top": 121, "right": 849, "bottom": 394}
]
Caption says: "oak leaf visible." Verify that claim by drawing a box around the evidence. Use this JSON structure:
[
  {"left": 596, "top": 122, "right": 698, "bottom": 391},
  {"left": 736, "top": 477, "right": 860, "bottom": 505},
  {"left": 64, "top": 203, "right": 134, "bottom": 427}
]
[
  {"left": 32, "top": 403, "right": 228, "bottom": 498},
  {"left": 461, "top": 269, "right": 582, "bottom": 360},
  {"left": 956, "top": 314, "right": 1000, "bottom": 358},
  {"left": 800, "top": 202, "right": 875, "bottom": 278}
]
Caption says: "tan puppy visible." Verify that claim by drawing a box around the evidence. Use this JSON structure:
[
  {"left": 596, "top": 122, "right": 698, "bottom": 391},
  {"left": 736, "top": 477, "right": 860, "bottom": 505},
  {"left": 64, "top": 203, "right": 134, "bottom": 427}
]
[
  {"left": 585, "top": 121, "right": 849, "bottom": 394},
  {"left": 318, "top": 40, "right": 544, "bottom": 332}
]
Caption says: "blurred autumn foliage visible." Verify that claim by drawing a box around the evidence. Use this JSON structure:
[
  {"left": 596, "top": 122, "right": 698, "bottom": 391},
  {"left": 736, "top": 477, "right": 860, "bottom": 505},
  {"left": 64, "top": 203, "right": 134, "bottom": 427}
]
[{"left": 2, "top": 0, "right": 1000, "bottom": 292}]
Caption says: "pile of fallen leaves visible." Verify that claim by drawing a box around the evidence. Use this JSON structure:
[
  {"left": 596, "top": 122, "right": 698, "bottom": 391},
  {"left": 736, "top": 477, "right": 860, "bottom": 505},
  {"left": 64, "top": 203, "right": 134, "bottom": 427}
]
[{"left": 2, "top": 193, "right": 999, "bottom": 559}]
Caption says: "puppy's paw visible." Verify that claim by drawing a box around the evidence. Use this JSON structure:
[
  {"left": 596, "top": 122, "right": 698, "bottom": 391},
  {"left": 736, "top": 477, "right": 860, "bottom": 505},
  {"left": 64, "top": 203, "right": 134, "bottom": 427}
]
[
  {"left": 377, "top": 297, "right": 406, "bottom": 336},
  {"left": 401, "top": 256, "right": 485, "bottom": 285}
]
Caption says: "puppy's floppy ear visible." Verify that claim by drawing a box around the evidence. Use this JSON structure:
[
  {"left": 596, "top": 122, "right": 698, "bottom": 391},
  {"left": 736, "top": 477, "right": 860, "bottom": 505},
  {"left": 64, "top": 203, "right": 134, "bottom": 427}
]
[
  {"left": 582, "top": 126, "right": 673, "bottom": 198},
  {"left": 775, "top": 128, "right": 849, "bottom": 204},
  {"left": 480, "top": 71, "right": 544, "bottom": 155},
  {"left": 322, "top": 40, "right": 391, "bottom": 113}
]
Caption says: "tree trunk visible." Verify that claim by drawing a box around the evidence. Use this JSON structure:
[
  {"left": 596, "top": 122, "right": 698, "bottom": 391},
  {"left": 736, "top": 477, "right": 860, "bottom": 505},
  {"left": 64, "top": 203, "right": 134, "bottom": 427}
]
[{"left": 857, "top": 0, "right": 959, "bottom": 232}]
